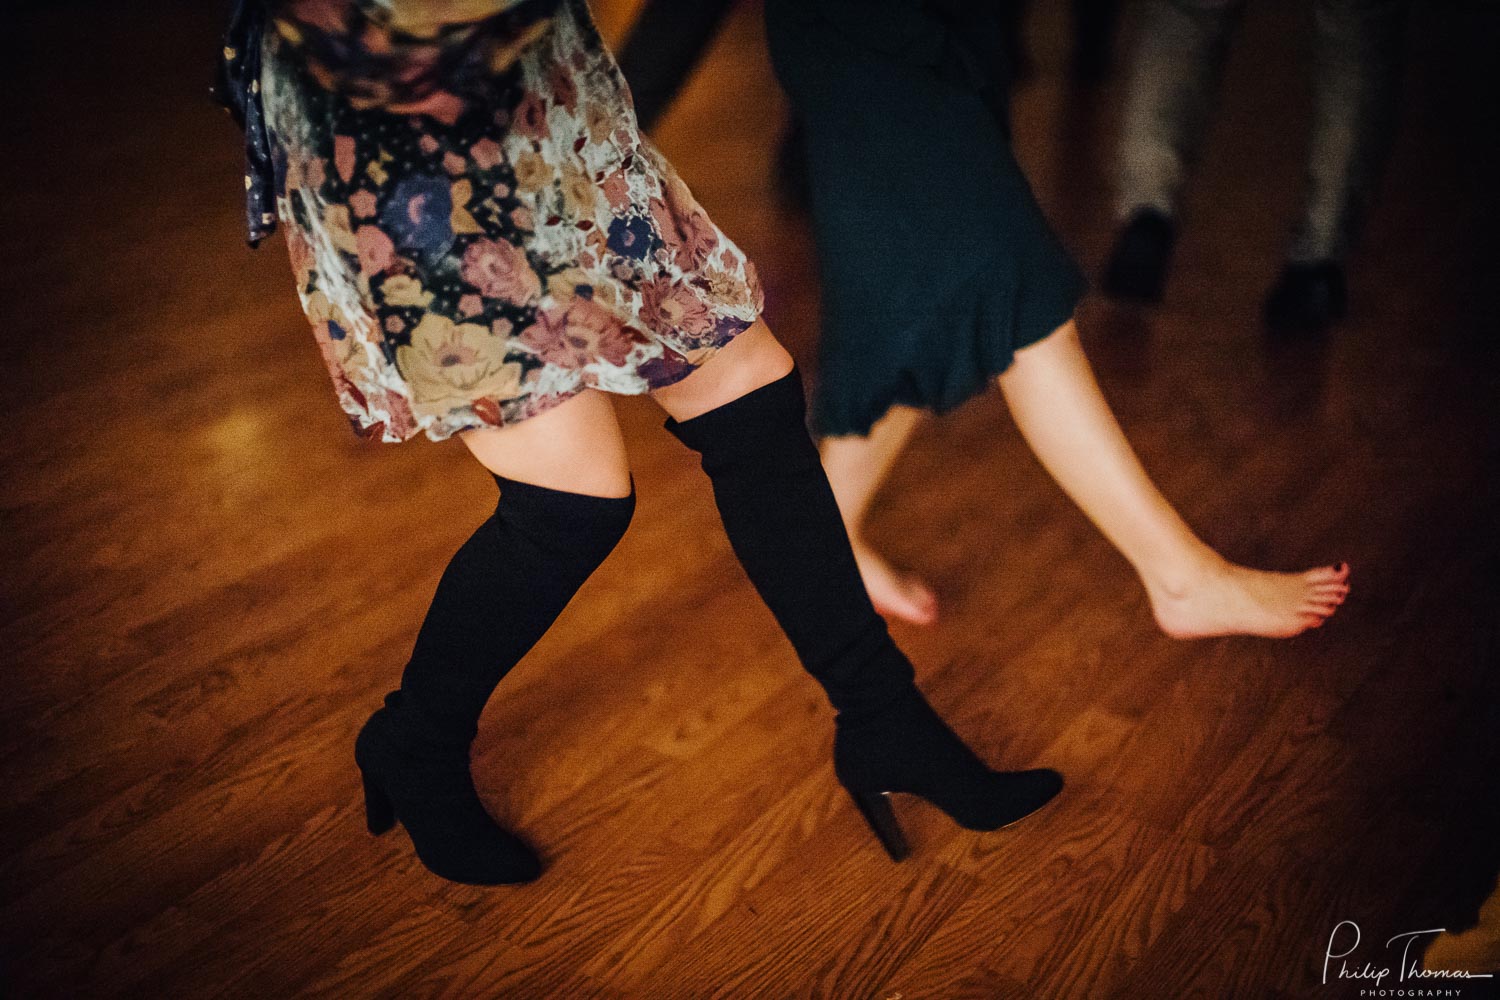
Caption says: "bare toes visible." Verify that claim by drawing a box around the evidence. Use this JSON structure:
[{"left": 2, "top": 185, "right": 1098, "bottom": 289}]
[
  {"left": 1305, "top": 564, "right": 1350, "bottom": 584},
  {"left": 905, "top": 597, "right": 939, "bottom": 626},
  {"left": 875, "top": 595, "right": 937, "bottom": 627},
  {"left": 869, "top": 572, "right": 939, "bottom": 627}
]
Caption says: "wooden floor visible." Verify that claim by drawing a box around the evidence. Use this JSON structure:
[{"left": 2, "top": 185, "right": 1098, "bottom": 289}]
[{"left": 3, "top": 2, "right": 1498, "bottom": 997}]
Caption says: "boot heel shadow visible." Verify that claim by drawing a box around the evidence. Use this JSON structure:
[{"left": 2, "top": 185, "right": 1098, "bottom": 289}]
[
  {"left": 361, "top": 770, "right": 396, "bottom": 836},
  {"left": 847, "top": 788, "right": 910, "bottom": 862}
]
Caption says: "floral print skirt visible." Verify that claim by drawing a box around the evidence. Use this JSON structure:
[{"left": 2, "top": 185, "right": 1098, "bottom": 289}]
[{"left": 259, "top": 0, "right": 763, "bottom": 443}]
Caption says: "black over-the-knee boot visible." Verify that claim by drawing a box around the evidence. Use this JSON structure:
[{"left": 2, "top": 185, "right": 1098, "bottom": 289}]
[
  {"left": 665, "top": 368, "right": 1061, "bottom": 860},
  {"left": 356, "top": 473, "right": 635, "bottom": 885}
]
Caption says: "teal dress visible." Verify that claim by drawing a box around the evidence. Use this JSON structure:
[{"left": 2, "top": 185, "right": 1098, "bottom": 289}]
[{"left": 765, "top": 0, "right": 1087, "bottom": 437}]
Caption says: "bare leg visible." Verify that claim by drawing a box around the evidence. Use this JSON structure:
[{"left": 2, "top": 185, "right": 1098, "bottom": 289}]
[
  {"left": 458, "top": 389, "right": 633, "bottom": 497},
  {"left": 820, "top": 407, "right": 940, "bottom": 625},
  {"left": 650, "top": 319, "right": 794, "bottom": 420},
  {"left": 998, "top": 319, "right": 1350, "bottom": 639}
]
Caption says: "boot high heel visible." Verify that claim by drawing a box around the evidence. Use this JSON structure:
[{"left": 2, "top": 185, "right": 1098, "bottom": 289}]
[
  {"left": 833, "top": 689, "right": 1063, "bottom": 861},
  {"left": 361, "top": 768, "right": 396, "bottom": 836}
]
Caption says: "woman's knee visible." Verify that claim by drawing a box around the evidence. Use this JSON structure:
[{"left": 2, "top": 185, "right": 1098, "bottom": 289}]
[
  {"left": 650, "top": 320, "right": 795, "bottom": 421},
  {"left": 459, "top": 389, "right": 633, "bottom": 499},
  {"left": 1014, "top": 316, "right": 1080, "bottom": 357}
]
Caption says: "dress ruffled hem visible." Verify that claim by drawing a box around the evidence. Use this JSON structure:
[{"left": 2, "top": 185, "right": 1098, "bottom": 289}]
[{"left": 810, "top": 264, "right": 1086, "bottom": 438}]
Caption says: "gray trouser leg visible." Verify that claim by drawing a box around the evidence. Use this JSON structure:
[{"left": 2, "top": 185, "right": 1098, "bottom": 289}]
[
  {"left": 1289, "top": 0, "right": 1407, "bottom": 263},
  {"left": 1116, "top": 0, "right": 1247, "bottom": 220}
]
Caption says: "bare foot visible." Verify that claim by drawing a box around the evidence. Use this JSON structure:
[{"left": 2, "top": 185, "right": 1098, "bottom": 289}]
[
  {"left": 852, "top": 542, "right": 939, "bottom": 626},
  {"left": 1144, "top": 556, "right": 1351, "bottom": 639}
]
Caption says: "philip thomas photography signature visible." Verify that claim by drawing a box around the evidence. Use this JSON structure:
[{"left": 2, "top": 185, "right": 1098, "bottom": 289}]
[{"left": 1324, "top": 920, "right": 1495, "bottom": 992}]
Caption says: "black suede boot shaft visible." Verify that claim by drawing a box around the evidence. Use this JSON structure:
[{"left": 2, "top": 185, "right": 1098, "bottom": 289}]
[
  {"left": 665, "top": 368, "right": 1062, "bottom": 842},
  {"left": 356, "top": 473, "right": 634, "bottom": 885},
  {"left": 664, "top": 369, "right": 918, "bottom": 718},
  {"left": 389, "top": 473, "right": 636, "bottom": 749}
]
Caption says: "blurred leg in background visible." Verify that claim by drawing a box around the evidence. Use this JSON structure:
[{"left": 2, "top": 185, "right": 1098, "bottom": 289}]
[
  {"left": 616, "top": 0, "right": 809, "bottom": 206},
  {"left": 1104, "top": 0, "right": 1247, "bottom": 303},
  {"left": 1001, "top": 0, "right": 1123, "bottom": 85},
  {"left": 1073, "top": 0, "right": 1124, "bottom": 81},
  {"left": 1105, "top": 0, "right": 1407, "bottom": 329},
  {"left": 615, "top": 0, "right": 736, "bottom": 132},
  {"left": 1265, "top": 0, "right": 1407, "bottom": 331},
  {"left": 1001, "top": 1, "right": 1035, "bottom": 84}
]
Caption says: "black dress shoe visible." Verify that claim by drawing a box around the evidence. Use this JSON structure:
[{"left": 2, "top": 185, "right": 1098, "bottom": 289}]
[
  {"left": 1263, "top": 261, "right": 1347, "bottom": 332},
  {"left": 1103, "top": 208, "right": 1176, "bottom": 303}
]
